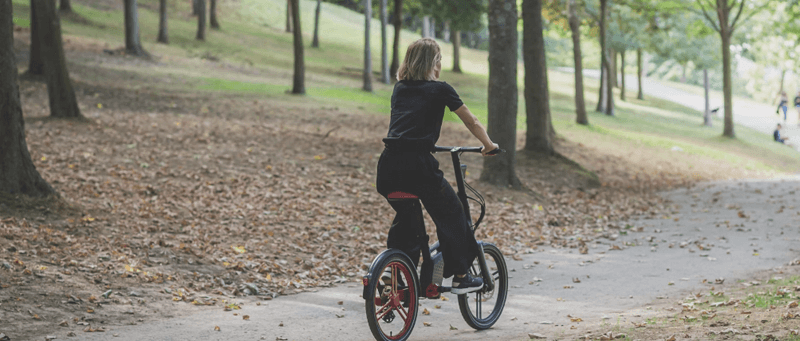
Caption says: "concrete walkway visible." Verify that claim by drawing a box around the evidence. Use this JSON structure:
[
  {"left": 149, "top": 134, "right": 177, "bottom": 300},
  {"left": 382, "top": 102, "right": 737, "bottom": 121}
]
[{"left": 70, "top": 178, "right": 800, "bottom": 341}]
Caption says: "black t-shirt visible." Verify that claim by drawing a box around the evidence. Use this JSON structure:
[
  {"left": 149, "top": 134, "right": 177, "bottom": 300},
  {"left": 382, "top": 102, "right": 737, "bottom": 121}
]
[{"left": 383, "top": 80, "right": 464, "bottom": 151}]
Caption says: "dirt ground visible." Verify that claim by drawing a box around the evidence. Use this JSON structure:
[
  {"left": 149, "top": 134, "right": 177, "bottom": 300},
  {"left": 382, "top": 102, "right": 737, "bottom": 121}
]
[{"left": 0, "top": 20, "right": 790, "bottom": 341}]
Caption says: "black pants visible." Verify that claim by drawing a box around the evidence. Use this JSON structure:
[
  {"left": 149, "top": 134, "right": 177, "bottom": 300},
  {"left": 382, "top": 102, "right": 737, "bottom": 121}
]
[{"left": 376, "top": 149, "right": 478, "bottom": 277}]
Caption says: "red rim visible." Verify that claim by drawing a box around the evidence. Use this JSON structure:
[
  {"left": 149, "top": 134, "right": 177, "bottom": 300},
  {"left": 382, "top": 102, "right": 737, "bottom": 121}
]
[{"left": 374, "top": 261, "right": 416, "bottom": 340}]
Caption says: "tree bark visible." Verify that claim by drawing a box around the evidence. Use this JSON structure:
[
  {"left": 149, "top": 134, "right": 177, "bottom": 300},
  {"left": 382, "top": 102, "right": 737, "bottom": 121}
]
[
  {"left": 604, "top": 48, "right": 614, "bottom": 115},
  {"left": 25, "top": 0, "right": 44, "bottom": 77},
  {"left": 312, "top": 0, "right": 321, "bottom": 48},
  {"left": 620, "top": 49, "right": 625, "bottom": 101},
  {"left": 380, "top": 0, "right": 389, "bottom": 83},
  {"left": 286, "top": 0, "right": 292, "bottom": 33},
  {"left": 34, "top": 0, "right": 82, "bottom": 119},
  {"left": 123, "top": 0, "right": 147, "bottom": 56},
  {"left": 523, "top": 0, "right": 554, "bottom": 155},
  {"left": 720, "top": 28, "right": 733, "bottom": 137},
  {"left": 59, "top": 0, "right": 72, "bottom": 13},
  {"left": 480, "top": 0, "right": 522, "bottom": 189},
  {"left": 595, "top": 0, "right": 608, "bottom": 113},
  {"left": 637, "top": 47, "right": 644, "bottom": 100},
  {"left": 1, "top": 1, "right": 56, "bottom": 197},
  {"left": 363, "top": 0, "right": 373, "bottom": 92},
  {"left": 290, "top": 0, "right": 305, "bottom": 94},
  {"left": 452, "top": 30, "right": 462, "bottom": 73},
  {"left": 192, "top": 0, "right": 199, "bottom": 16},
  {"left": 210, "top": 0, "right": 219, "bottom": 29},
  {"left": 611, "top": 50, "right": 617, "bottom": 88},
  {"left": 715, "top": 0, "right": 735, "bottom": 138},
  {"left": 703, "top": 69, "right": 712, "bottom": 126},
  {"left": 157, "top": 0, "right": 168, "bottom": 44},
  {"left": 390, "top": 0, "right": 402, "bottom": 79},
  {"left": 196, "top": 0, "right": 206, "bottom": 40},
  {"left": 568, "top": 0, "right": 586, "bottom": 125},
  {"left": 681, "top": 63, "right": 687, "bottom": 83}
]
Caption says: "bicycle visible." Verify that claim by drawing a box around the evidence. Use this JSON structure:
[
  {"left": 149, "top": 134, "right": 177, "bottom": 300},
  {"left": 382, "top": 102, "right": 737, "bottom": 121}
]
[{"left": 362, "top": 146, "right": 509, "bottom": 341}]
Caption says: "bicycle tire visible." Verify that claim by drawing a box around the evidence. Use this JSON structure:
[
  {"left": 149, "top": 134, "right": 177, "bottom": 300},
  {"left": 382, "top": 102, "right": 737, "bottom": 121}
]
[
  {"left": 365, "top": 252, "right": 420, "bottom": 341},
  {"left": 457, "top": 243, "right": 508, "bottom": 330}
]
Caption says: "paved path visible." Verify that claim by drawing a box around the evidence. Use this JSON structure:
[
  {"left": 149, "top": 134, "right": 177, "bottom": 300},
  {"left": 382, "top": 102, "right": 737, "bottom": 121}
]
[
  {"left": 70, "top": 178, "right": 800, "bottom": 341},
  {"left": 568, "top": 69, "right": 800, "bottom": 151}
]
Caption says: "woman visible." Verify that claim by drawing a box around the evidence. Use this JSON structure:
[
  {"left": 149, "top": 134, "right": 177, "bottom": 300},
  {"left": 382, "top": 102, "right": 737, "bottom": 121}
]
[
  {"left": 375, "top": 38, "right": 498, "bottom": 294},
  {"left": 777, "top": 91, "right": 789, "bottom": 122}
]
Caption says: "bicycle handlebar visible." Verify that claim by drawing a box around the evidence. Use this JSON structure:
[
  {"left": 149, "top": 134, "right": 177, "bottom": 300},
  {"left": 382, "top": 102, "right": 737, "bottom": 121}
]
[{"left": 433, "top": 146, "right": 505, "bottom": 155}]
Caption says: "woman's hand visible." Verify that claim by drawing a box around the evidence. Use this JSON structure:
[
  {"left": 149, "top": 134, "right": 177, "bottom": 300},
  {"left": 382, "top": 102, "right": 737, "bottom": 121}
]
[{"left": 481, "top": 143, "right": 500, "bottom": 156}]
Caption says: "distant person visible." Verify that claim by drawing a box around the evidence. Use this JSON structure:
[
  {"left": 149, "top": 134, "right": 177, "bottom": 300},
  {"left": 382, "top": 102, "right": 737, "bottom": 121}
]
[
  {"left": 795, "top": 91, "right": 800, "bottom": 126},
  {"left": 776, "top": 91, "right": 789, "bottom": 122},
  {"left": 774, "top": 123, "right": 791, "bottom": 146}
]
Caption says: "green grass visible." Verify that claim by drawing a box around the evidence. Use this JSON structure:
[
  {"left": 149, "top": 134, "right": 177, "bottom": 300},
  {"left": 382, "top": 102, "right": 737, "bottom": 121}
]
[{"left": 10, "top": 0, "right": 800, "bottom": 175}]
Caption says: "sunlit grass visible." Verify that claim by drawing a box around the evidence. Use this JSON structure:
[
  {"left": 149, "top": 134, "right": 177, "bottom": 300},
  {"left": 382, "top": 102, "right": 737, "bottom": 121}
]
[{"left": 9, "top": 0, "right": 800, "bottom": 175}]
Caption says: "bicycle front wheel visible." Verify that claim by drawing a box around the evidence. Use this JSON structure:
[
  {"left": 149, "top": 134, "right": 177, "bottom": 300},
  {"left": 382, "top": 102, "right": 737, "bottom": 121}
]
[
  {"left": 457, "top": 243, "right": 508, "bottom": 330},
  {"left": 365, "top": 253, "right": 419, "bottom": 341}
]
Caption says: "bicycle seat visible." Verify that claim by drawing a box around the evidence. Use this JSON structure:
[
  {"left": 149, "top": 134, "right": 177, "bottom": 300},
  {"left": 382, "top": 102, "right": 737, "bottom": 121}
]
[{"left": 387, "top": 191, "right": 418, "bottom": 200}]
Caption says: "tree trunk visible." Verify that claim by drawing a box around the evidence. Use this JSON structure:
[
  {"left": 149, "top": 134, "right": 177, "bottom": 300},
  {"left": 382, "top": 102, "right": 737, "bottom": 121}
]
[
  {"left": 595, "top": 0, "right": 608, "bottom": 113},
  {"left": 210, "top": 0, "right": 219, "bottom": 29},
  {"left": 443, "top": 21, "right": 450, "bottom": 42},
  {"left": 636, "top": 47, "right": 644, "bottom": 100},
  {"left": 620, "top": 49, "right": 626, "bottom": 101},
  {"left": 285, "top": 0, "right": 292, "bottom": 33},
  {"left": 480, "top": 0, "right": 522, "bottom": 189},
  {"left": 1, "top": 1, "right": 56, "bottom": 197},
  {"left": 422, "top": 16, "right": 430, "bottom": 38},
  {"left": 430, "top": 17, "right": 435, "bottom": 39},
  {"left": 25, "top": 0, "right": 44, "bottom": 77},
  {"left": 523, "top": 0, "right": 554, "bottom": 155},
  {"left": 779, "top": 69, "right": 786, "bottom": 95},
  {"left": 290, "top": 0, "right": 305, "bottom": 94},
  {"left": 452, "top": 30, "right": 462, "bottom": 73},
  {"left": 196, "top": 0, "right": 206, "bottom": 40},
  {"left": 720, "top": 29, "right": 734, "bottom": 137},
  {"left": 312, "top": 0, "right": 321, "bottom": 48},
  {"left": 390, "top": 0, "right": 402, "bottom": 79},
  {"left": 34, "top": 0, "right": 82, "bottom": 119},
  {"left": 363, "top": 0, "right": 373, "bottom": 92},
  {"left": 59, "top": 0, "right": 72, "bottom": 13},
  {"left": 123, "top": 0, "right": 147, "bottom": 56},
  {"left": 681, "top": 63, "right": 687, "bottom": 83},
  {"left": 568, "top": 0, "right": 587, "bottom": 125},
  {"left": 611, "top": 50, "right": 617, "bottom": 88},
  {"left": 192, "top": 0, "right": 199, "bottom": 16},
  {"left": 380, "top": 0, "right": 389, "bottom": 83},
  {"left": 157, "top": 0, "right": 168, "bottom": 44},
  {"left": 703, "top": 69, "right": 712, "bottom": 127},
  {"left": 604, "top": 49, "right": 614, "bottom": 116}
]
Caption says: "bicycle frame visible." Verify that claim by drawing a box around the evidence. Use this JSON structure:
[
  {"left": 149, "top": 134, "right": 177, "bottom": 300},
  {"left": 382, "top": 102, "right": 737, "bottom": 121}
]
[{"left": 432, "top": 146, "right": 496, "bottom": 293}]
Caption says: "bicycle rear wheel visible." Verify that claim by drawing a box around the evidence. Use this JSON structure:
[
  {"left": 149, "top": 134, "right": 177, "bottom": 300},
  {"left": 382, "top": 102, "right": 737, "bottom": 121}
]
[
  {"left": 365, "top": 252, "right": 419, "bottom": 341},
  {"left": 457, "top": 243, "right": 508, "bottom": 330}
]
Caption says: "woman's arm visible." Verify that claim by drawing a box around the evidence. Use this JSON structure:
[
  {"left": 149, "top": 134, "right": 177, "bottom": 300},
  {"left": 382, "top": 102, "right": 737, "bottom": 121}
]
[{"left": 453, "top": 104, "right": 499, "bottom": 156}]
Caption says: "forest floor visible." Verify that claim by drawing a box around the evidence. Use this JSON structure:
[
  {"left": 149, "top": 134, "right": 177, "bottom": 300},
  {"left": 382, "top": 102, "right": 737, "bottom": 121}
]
[{"left": 3, "top": 17, "right": 800, "bottom": 341}]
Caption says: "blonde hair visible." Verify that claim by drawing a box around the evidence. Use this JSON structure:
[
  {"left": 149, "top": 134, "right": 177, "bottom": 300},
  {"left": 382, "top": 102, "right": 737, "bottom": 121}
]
[{"left": 396, "top": 38, "right": 442, "bottom": 81}]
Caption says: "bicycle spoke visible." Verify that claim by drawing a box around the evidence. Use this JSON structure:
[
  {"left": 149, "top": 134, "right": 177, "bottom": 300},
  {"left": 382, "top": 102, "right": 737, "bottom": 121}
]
[
  {"left": 391, "top": 265, "right": 398, "bottom": 294},
  {"left": 395, "top": 302, "right": 408, "bottom": 321}
]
